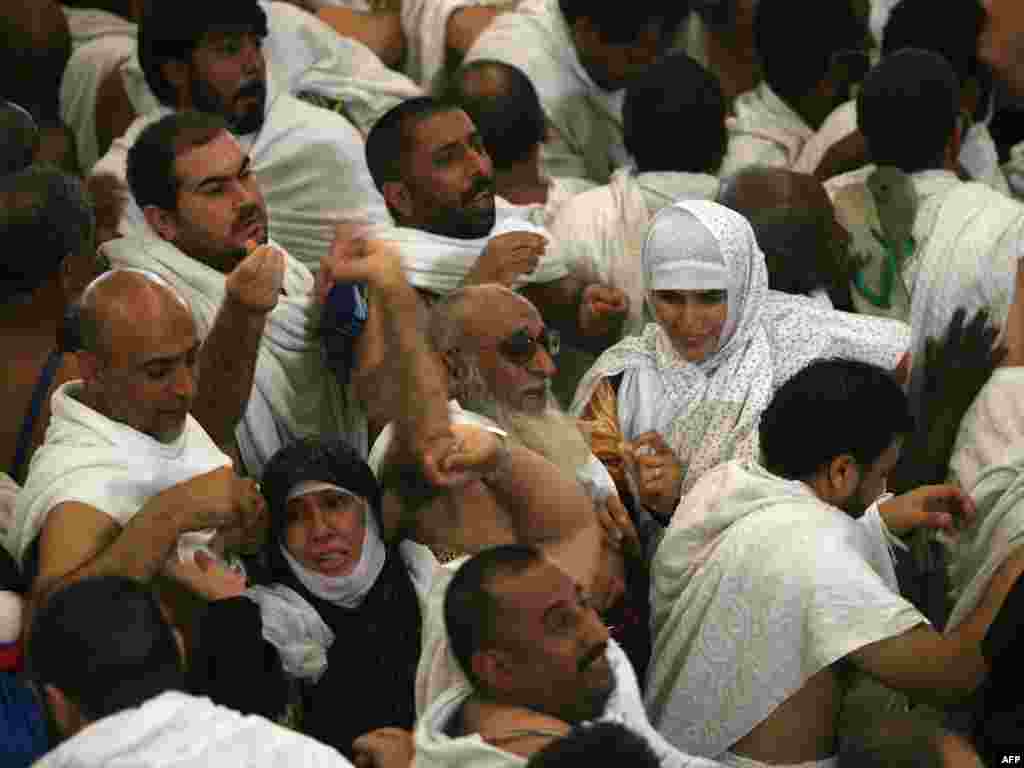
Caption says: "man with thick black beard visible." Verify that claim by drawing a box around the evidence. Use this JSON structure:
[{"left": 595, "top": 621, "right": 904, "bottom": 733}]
[{"left": 365, "top": 97, "right": 629, "bottom": 358}]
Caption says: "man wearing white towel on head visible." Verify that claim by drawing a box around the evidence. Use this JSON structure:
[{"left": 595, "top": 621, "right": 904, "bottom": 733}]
[
  {"left": 463, "top": 0, "right": 685, "bottom": 183},
  {"left": 364, "top": 96, "right": 630, "bottom": 357},
  {"left": 9, "top": 267, "right": 269, "bottom": 630}
]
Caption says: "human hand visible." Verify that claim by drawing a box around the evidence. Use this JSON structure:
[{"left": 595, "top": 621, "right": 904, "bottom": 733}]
[
  {"left": 217, "top": 478, "right": 268, "bottom": 555},
  {"left": 878, "top": 484, "right": 977, "bottom": 537},
  {"left": 225, "top": 241, "right": 286, "bottom": 314},
  {"left": 596, "top": 494, "right": 641, "bottom": 562},
  {"left": 173, "top": 467, "right": 262, "bottom": 535},
  {"left": 578, "top": 284, "right": 629, "bottom": 339},
  {"left": 165, "top": 549, "right": 248, "bottom": 601},
  {"left": 316, "top": 222, "right": 405, "bottom": 302},
  {"left": 352, "top": 728, "right": 415, "bottom": 768},
  {"left": 467, "top": 231, "right": 547, "bottom": 287},
  {"left": 625, "top": 431, "right": 682, "bottom": 519},
  {"left": 421, "top": 423, "right": 509, "bottom": 489}
]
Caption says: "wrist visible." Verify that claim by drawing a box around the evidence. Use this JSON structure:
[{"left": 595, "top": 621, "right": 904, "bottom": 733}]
[{"left": 224, "top": 288, "right": 277, "bottom": 318}]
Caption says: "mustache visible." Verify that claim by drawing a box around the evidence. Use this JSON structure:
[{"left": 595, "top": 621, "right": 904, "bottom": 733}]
[
  {"left": 236, "top": 78, "right": 266, "bottom": 102},
  {"left": 234, "top": 204, "right": 265, "bottom": 230},
  {"left": 462, "top": 175, "right": 495, "bottom": 205},
  {"left": 578, "top": 641, "right": 607, "bottom": 673}
]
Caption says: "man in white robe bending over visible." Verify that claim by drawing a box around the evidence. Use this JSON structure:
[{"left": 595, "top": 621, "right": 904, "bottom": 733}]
[
  {"left": 91, "top": 0, "right": 389, "bottom": 270},
  {"left": 718, "top": 0, "right": 871, "bottom": 177},
  {"left": 464, "top": 0, "right": 686, "bottom": 183},
  {"left": 646, "top": 359, "right": 1023, "bottom": 768},
  {"left": 364, "top": 97, "right": 629, "bottom": 358},
  {"left": 825, "top": 49, "right": 1024, "bottom": 415}
]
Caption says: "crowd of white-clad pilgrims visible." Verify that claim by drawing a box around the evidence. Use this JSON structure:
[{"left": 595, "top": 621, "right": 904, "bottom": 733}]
[{"left": 4, "top": 0, "right": 1024, "bottom": 765}]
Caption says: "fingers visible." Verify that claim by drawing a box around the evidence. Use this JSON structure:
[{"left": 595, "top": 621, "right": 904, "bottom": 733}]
[{"left": 631, "top": 431, "right": 671, "bottom": 454}]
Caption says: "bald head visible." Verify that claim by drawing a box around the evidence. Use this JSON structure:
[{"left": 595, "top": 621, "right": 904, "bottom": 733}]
[
  {"left": 719, "top": 167, "right": 851, "bottom": 301},
  {"left": 429, "top": 284, "right": 534, "bottom": 352},
  {"left": 78, "top": 270, "right": 191, "bottom": 359}
]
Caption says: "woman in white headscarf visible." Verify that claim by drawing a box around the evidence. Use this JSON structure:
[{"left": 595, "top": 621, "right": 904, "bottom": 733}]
[
  {"left": 572, "top": 200, "right": 910, "bottom": 519},
  {"left": 189, "top": 436, "right": 438, "bottom": 761}
]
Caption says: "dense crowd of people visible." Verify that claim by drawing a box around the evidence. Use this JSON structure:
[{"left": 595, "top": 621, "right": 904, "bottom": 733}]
[{"left": 2, "top": 0, "right": 1024, "bottom": 766}]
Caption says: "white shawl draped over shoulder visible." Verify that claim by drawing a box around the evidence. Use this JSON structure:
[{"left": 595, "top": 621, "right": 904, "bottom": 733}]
[
  {"left": 550, "top": 169, "right": 720, "bottom": 336},
  {"left": 415, "top": 640, "right": 724, "bottom": 768},
  {"left": 718, "top": 84, "right": 815, "bottom": 177},
  {"left": 571, "top": 201, "right": 909, "bottom": 497},
  {"left": 375, "top": 200, "right": 569, "bottom": 295},
  {"left": 465, "top": 0, "right": 629, "bottom": 182},
  {"left": 946, "top": 443, "right": 1024, "bottom": 632},
  {"left": 646, "top": 460, "right": 925, "bottom": 757},
  {"left": 949, "top": 367, "right": 1024, "bottom": 494},
  {"left": 32, "top": 691, "right": 355, "bottom": 768},
  {"left": 100, "top": 236, "right": 366, "bottom": 477},
  {"left": 7, "top": 382, "right": 230, "bottom": 564}
]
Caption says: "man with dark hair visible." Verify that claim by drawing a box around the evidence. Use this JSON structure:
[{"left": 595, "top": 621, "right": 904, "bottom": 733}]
[
  {"left": 719, "top": 0, "right": 870, "bottom": 176},
  {"left": 445, "top": 60, "right": 595, "bottom": 214},
  {"left": 111, "top": 110, "right": 384, "bottom": 474},
  {"left": 549, "top": 52, "right": 726, "bottom": 336},
  {"left": 528, "top": 722, "right": 662, "bottom": 768},
  {"left": 90, "top": 0, "right": 391, "bottom": 270},
  {"left": 718, "top": 166, "right": 857, "bottom": 310},
  {"left": 464, "top": 0, "right": 686, "bottom": 182},
  {"left": 27, "top": 576, "right": 358, "bottom": 766},
  {"left": 414, "top": 545, "right": 719, "bottom": 768},
  {"left": 646, "top": 357, "right": 1017, "bottom": 767},
  {"left": 366, "top": 97, "right": 629, "bottom": 357},
  {"left": 827, "top": 49, "right": 1024, "bottom": 415}
]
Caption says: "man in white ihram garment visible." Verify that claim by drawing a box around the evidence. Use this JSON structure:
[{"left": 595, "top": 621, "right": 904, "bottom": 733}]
[
  {"left": 463, "top": 0, "right": 685, "bottom": 182},
  {"left": 646, "top": 357, "right": 1022, "bottom": 768},
  {"left": 90, "top": 0, "right": 393, "bottom": 271}
]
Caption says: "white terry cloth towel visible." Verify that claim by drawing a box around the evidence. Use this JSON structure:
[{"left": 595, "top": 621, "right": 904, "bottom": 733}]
[
  {"left": 6, "top": 381, "right": 230, "bottom": 565},
  {"left": 373, "top": 198, "right": 570, "bottom": 296},
  {"left": 645, "top": 459, "right": 925, "bottom": 757},
  {"left": 550, "top": 169, "right": 720, "bottom": 337},
  {"left": 571, "top": 201, "right": 909, "bottom": 498},
  {"left": 945, "top": 442, "right": 1024, "bottom": 633},
  {"left": 399, "top": 0, "right": 510, "bottom": 92},
  {"left": 414, "top": 639, "right": 725, "bottom": 768},
  {"left": 949, "top": 367, "right": 1024, "bottom": 494},
  {"left": 794, "top": 99, "right": 1009, "bottom": 195},
  {"left": 718, "top": 83, "right": 815, "bottom": 177},
  {"left": 92, "top": 64, "right": 388, "bottom": 272},
  {"left": 465, "top": 0, "right": 630, "bottom": 183},
  {"left": 59, "top": 7, "right": 138, "bottom": 173},
  {"left": 101, "top": 235, "right": 367, "bottom": 477},
  {"left": 32, "top": 690, "right": 356, "bottom": 768}
]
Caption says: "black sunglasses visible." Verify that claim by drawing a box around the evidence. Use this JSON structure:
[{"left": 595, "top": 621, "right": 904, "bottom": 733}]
[{"left": 497, "top": 327, "right": 561, "bottom": 366}]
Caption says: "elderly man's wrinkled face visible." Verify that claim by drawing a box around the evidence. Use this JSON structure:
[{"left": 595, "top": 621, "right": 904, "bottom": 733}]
[
  {"left": 395, "top": 109, "right": 496, "bottom": 238},
  {"left": 93, "top": 291, "right": 199, "bottom": 443},
  {"left": 167, "top": 130, "right": 268, "bottom": 273},
  {"left": 187, "top": 27, "right": 267, "bottom": 135},
  {"left": 484, "top": 560, "right": 615, "bottom": 724},
  {"left": 284, "top": 489, "right": 367, "bottom": 577},
  {"left": 459, "top": 292, "right": 558, "bottom": 415}
]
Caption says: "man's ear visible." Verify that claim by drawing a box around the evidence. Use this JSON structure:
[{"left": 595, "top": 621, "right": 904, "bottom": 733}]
[
  {"left": 77, "top": 348, "right": 103, "bottom": 385},
  {"left": 143, "top": 205, "right": 179, "bottom": 243},
  {"left": 471, "top": 647, "right": 515, "bottom": 693},
  {"left": 382, "top": 180, "right": 413, "bottom": 222},
  {"left": 826, "top": 453, "right": 860, "bottom": 500}
]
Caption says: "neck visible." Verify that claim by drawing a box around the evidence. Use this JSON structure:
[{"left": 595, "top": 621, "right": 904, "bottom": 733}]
[{"left": 494, "top": 159, "right": 548, "bottom": 206}]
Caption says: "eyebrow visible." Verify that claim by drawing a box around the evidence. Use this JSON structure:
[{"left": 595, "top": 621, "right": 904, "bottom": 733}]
[
  {"left": 541, "top": 584, "right": 583, "bottom": 625},
  {"left": 431, "top": 131, "right": 480, "bottom": 158},
  {"left": 193, "top": 155, "right": 251, "bottom": 192},
  {"left": 139, "top": 342, "right": 199, "bottom": 370}
]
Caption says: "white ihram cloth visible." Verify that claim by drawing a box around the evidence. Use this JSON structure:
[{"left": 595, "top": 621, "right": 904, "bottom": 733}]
[
  {"left": 414, "top": 639, "right": 724, "bottom": 768},
  {"left": 794, "top": 99, "right": 1009, "bottom": 194},
  {"left": 60, "top": 7, "right": 138, "bottom": 173},
  {"left": 92, "top": 72, "right": 386, "bottom": 272},
  {"left": 31, "top": 691, "right": 355, "bottom": 768},
  {"left": 570, "top": 201, "right": 910, "bottom": 497},
  {"left": 100, "top": 235, "right": 366, "bottom": 477},
  {"left": 718, "top": 83, "right": 817, "bottom": 177},
  {"left": 946, "top": 443, "right": 1024, "bottom": 633},
  {"left": 7, "top": 382, "right": 230, "bottom": 565},
  {"left": 550, "top": 169, "right": 720, "bottom": 336},
  {"left": 374, "top": 199, "right": 569, "bottom": 295},
  {"left": 949, "top": 367, "right": 1024, "bottom": 494},
  {"left": 465, "top": 0, "right": 630, "bottom": 183},
  {"left": 646, "top": 460, "right": 925, "bottom": 757}
]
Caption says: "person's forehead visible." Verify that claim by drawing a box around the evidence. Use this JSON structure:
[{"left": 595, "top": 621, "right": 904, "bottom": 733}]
[
  {"left": 494, "top": 560, "right": 575, "bottom": 619},
  {"left": 409, "top": 109, "right": 477, "bottom": 153},
  {"left": 464, "top": 289, "right": 543, "bottom": 343},
  {"left": 174, "top": 131, "right": 245, "bottom": 185}
]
